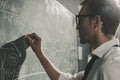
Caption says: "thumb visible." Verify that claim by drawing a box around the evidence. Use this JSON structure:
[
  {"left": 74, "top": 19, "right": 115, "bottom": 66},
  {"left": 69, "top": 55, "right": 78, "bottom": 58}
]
[{"left": 26, "top": 35, "right": 34, "bottom": 46}]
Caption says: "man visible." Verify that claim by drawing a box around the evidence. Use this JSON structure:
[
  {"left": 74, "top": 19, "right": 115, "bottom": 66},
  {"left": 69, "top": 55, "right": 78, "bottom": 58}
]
[{"left": 26, "top": 0, "right": 120, "bottom": 80}]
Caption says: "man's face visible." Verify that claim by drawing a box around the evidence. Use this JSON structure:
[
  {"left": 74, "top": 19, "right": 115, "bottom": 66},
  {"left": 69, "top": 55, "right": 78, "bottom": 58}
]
[{"left": 76, "top": 5, "right": 95, "bottom": 44}]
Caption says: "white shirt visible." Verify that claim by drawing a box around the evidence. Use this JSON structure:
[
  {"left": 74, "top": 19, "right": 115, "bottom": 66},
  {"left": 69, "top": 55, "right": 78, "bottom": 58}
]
[{"left": 58, "top": 38, "right": 120, "bottom": 80}]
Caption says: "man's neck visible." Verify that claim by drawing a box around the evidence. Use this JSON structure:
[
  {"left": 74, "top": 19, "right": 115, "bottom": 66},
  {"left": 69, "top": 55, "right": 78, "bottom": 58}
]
[{"left": 91, "top": 34, "right": 114, "bottom": 50}]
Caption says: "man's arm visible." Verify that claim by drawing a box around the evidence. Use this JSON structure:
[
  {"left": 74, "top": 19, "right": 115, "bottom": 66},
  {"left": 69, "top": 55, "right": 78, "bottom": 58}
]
[
  {"left": 34, "top": 50, "right": 61, "bottom": 80},
  {"left": 26, "top": 33, "right": 60, "bottom": 80}
]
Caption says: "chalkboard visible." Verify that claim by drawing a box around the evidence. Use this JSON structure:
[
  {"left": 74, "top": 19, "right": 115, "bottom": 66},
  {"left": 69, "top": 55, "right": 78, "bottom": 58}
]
[{"left": 0, "top": 0, "right": 78, "bottom": 80}]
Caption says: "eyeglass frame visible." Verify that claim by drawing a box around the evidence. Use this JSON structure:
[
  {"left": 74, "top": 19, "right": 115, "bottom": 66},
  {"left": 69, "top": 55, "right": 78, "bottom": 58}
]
[{"left": 76, "top": 14, "right": 94, "bottom": 25}]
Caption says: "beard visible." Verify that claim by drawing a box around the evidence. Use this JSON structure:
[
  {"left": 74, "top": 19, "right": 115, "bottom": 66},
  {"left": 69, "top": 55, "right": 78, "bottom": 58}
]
[{"left": 80, "top": 38, "right": 88, "bottom": 44}]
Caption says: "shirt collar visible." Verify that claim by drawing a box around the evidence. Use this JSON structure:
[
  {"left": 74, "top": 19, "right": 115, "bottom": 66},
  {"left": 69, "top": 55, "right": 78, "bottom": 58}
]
[{"left": 92, "top": 38, "right": 120, "bottom": 58}]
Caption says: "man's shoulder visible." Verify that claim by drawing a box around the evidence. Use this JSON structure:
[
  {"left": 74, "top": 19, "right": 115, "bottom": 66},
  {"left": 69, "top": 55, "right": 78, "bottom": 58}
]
[{"left": 100, "top": 48, "right": 120, "bottom": 70}]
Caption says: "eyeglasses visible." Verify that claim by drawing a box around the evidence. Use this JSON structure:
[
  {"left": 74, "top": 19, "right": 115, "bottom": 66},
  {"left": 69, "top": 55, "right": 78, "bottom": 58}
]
[{"left": 76, "top": 14, "right": 93, "bottom": 25}]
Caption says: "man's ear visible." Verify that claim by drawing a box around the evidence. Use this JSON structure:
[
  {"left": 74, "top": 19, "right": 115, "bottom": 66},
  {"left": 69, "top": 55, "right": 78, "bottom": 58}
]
[
  {"left": 94, "top": 15, "right": 101, "bottom": 24},
  {"left": 93, "top": 15, "right": 103, "bottom": 34},
  {"left": 93, "top": 15, "right": 102, "bottom": 28}
]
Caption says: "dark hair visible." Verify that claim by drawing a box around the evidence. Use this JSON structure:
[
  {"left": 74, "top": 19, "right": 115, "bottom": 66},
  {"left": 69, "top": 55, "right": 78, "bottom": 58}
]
[{"left": 81, "top": 0, "right": 120, "bottom": 35}]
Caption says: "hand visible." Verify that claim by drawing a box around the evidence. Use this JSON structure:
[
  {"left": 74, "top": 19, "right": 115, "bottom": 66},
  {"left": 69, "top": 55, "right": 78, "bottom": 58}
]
[{"left": 26, "top": 33, "right": 42, "bottom": 54}]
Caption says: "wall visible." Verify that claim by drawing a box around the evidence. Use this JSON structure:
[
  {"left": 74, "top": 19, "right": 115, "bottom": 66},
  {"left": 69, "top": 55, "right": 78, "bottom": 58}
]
[{"left": 0, "top": 0, "right": 78, "bottom": 80}]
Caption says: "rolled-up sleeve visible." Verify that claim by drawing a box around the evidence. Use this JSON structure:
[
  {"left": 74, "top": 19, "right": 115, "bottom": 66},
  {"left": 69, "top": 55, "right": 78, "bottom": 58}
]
[{"left": 58, "top": 71, "right": 84, "bottom": 80}]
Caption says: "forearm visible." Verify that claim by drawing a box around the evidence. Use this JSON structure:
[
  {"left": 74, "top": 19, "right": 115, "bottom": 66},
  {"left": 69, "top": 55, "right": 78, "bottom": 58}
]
[
  {"left": 26, "top": 33, "right": 61, "bottom": 80},
  {"left": 35, "top": 51, "right": 61, "bottom": 80}
]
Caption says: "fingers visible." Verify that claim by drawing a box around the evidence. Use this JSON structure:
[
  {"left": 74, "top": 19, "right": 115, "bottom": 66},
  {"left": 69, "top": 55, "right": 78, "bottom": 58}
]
[
  {"left": 28, "top": 33, "right": 41, "bottom": 40},
  {"left": 26, "top": 35, "right": 34, "bottom": 45},
  {"left": 26, "top": 33, "right": 41, "bottom": 45}
]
